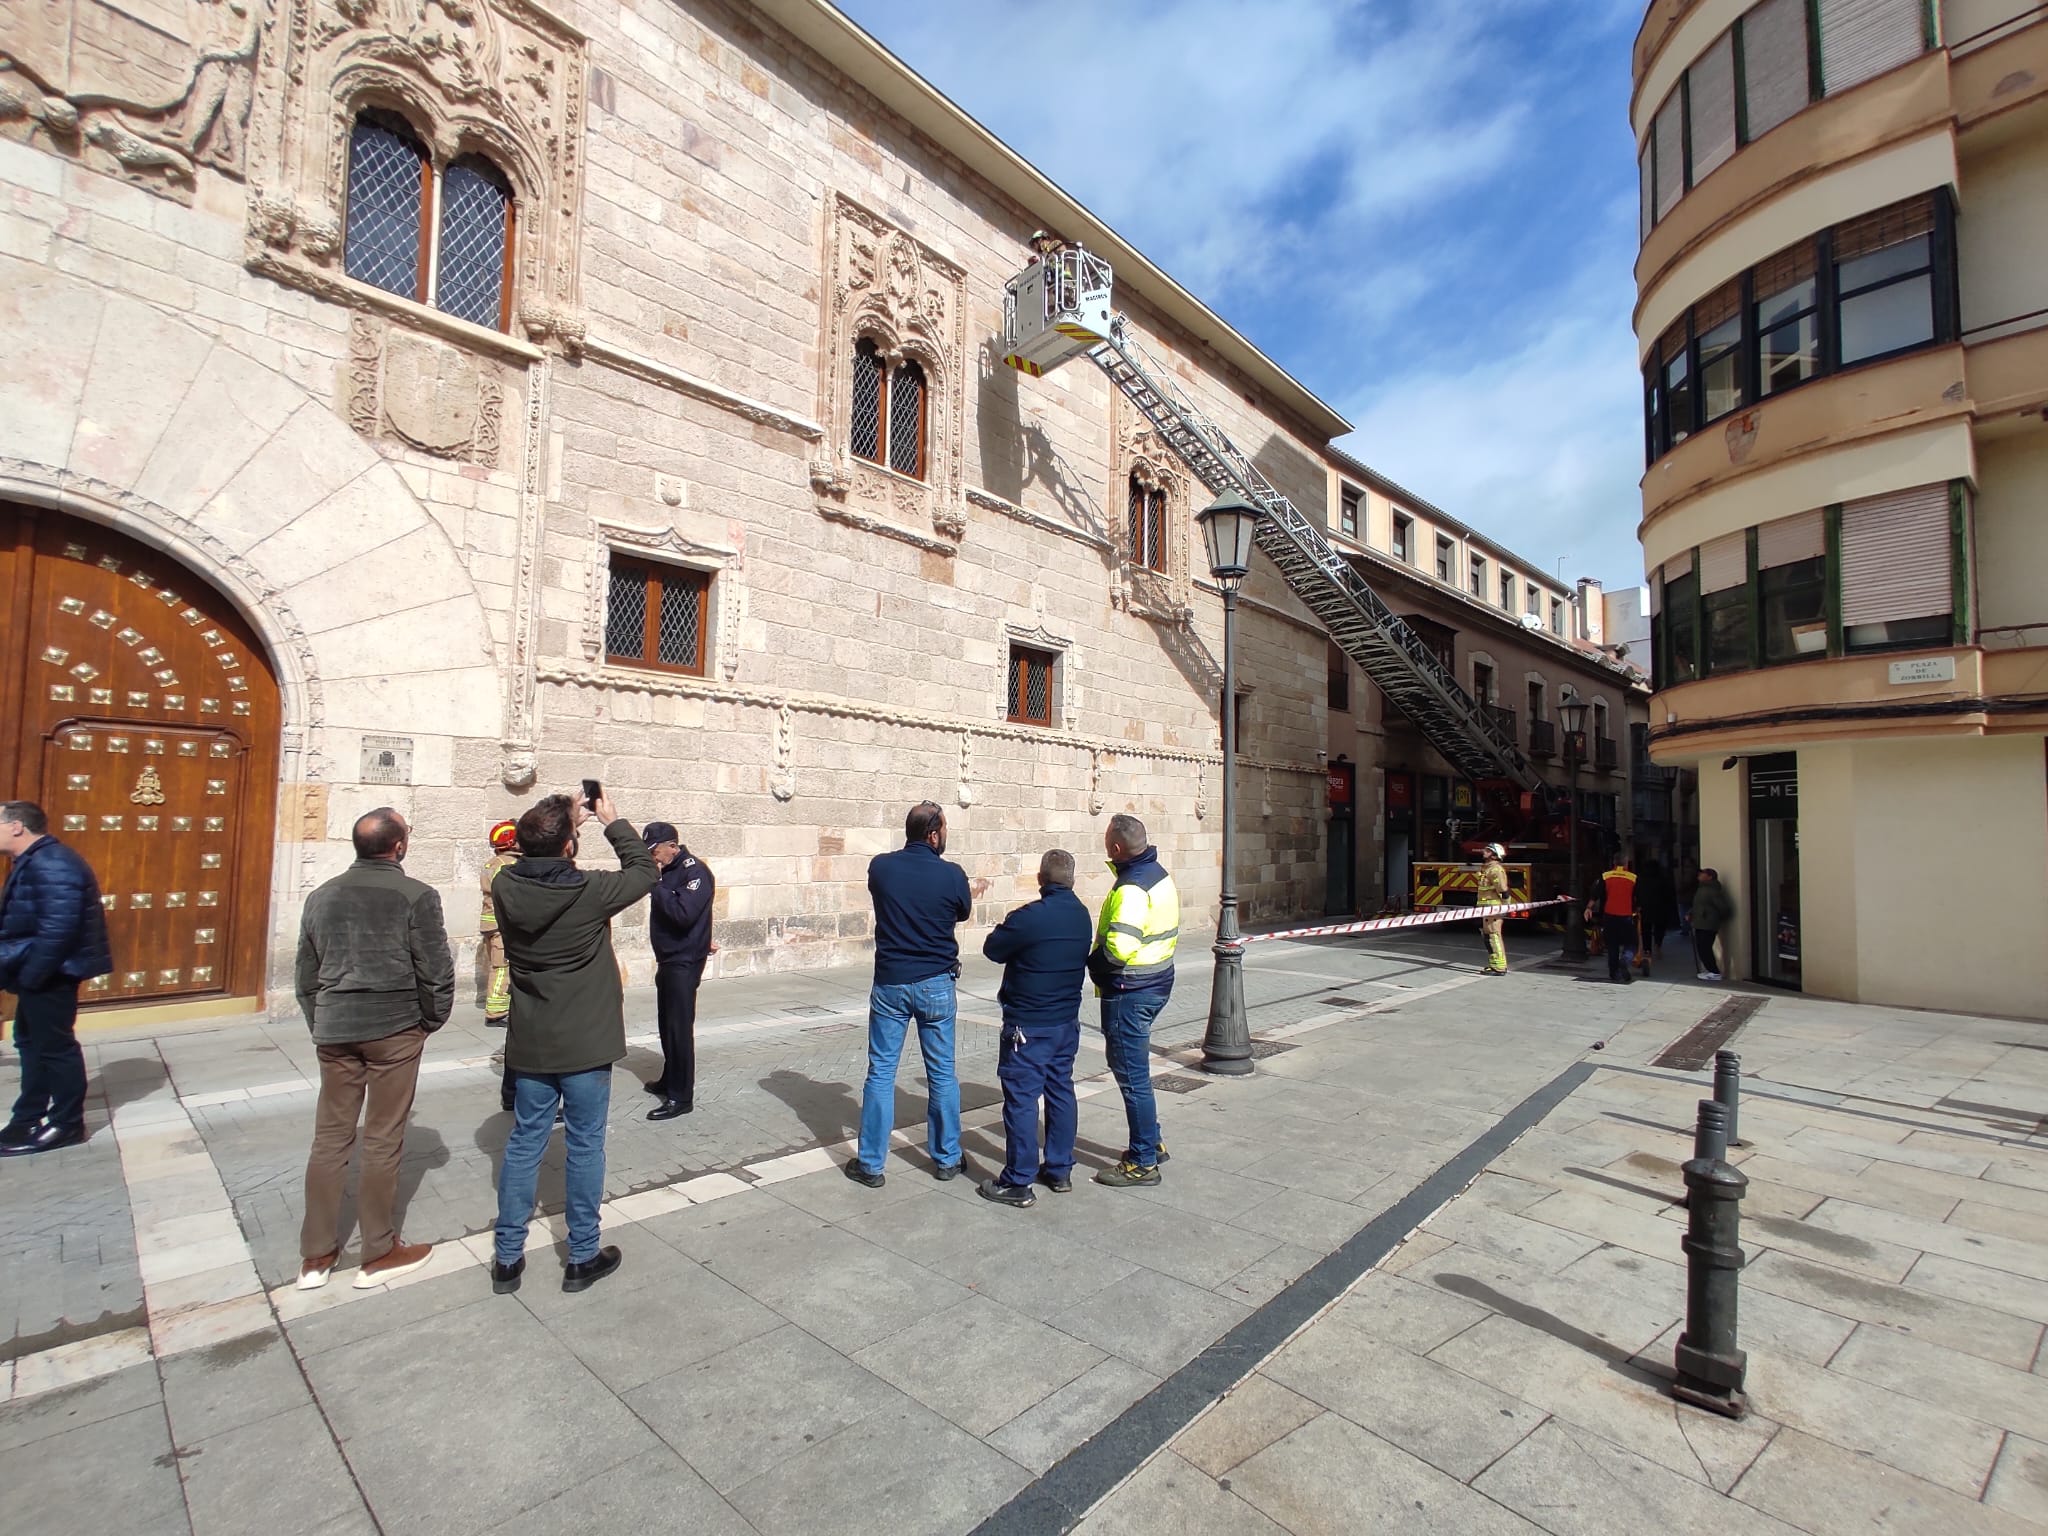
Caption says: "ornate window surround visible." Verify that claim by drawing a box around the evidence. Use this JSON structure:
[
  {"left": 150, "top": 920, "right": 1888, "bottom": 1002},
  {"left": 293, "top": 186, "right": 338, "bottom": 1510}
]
[
  {"left": 583, "top": 517, "right": 743, "bottom": 684},
  {"left": 999, "top": 620, "right": 1079, "bottom": 732},
  {"left": 242, "top": 0, "right": 588, "bottom": 358},
  {"left": 810, "top": 194, "right": 968, "bottom": 552},
  {"left": 1111, "top": 398, "right": 1195, "bottom": 623}
]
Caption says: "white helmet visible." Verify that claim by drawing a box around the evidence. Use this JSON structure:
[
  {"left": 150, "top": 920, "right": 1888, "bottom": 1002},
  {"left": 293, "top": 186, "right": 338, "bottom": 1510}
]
[{"left": 1483, "top": 842, "right": 1506, "bottom": 860}]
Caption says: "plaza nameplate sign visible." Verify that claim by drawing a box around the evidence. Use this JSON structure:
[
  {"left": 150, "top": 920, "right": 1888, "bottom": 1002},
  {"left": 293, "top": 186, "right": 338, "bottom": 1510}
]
[{"left": 1887, "top": 656, "right": 1956, "bottom": 686}]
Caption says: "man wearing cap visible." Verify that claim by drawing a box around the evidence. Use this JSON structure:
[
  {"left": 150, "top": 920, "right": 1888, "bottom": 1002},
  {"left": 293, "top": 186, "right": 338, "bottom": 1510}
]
[
  {"left": 642, "top": 822, "right": 715, "bottom": 1121},
  {"left": 1476, "top": 842, "right": 1510, "bottom": 976},
  {"left": 481, "top": 820, "right": 518, "bottom": 1110}
]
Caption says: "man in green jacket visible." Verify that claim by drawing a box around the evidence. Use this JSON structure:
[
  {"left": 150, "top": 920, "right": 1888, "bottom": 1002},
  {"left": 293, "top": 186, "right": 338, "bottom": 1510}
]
[
  {"left": 1690, "top": 868, "right": 1735, "bottom": 982},
  {"left": 489, "top": 789, "right": 656, "bottom": 1294}
]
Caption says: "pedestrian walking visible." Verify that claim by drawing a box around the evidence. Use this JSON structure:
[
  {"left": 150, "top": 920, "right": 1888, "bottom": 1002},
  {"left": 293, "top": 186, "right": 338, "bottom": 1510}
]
[
  {"left": 489, "top": 790, "right": 656, "bottom": 1295},
  {"left": 0, "top": 801, "right": 113, "bottom": 1157},
  {"left": 1691, "top": 868, "right": 1734, "bottom": 981},
  {"left": 978, "top": 849, "right": 1092, "bottom": 1209},
  {"left": 293, "top": 808, "right": 453, "bottom": 1289},
  {"left": 480, "top": 819, "right": 517, "bottom": 1110},
  {"left": 1089, "top": 814, "right": 1179, "bottom": 1188},
  {"left": 641, "top": 821, "right": 716, "bottom": 1122},
  {"left": 846, "top": 801, "right": 972, "bottom": 1189},
  {"left": 1637, "top": 859, "right": 1679, "bottom": 973},
  {"left": 1475, "top": 842, "right": 1510, "bottom": 975},
  {"left": 1587, "top": 851, "right": 1639, "bottom": 985}
]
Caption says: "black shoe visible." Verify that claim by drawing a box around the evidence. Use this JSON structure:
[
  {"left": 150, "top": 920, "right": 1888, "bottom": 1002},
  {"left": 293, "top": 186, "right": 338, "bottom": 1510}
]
[
  {"left": 647, "top": 1100, "right": 693, "bottom": 1121},
  {"left": 500, "top": 1092, "right": 515, "bottom": 1112},
  {"left": 1037, "top": 1171, "right": 1073, "bottom": 1194},
  {"left": 0, "top": 1121, "right": 34, "bottom": 1148},
  {"left": 844, "top": 1158, "right": 884, "bottom": 1189},
  {"left": 933, "top": 1161, "right": 962, "bottom": 1182},
  {"left": 978, "top": 1178, "right": 1035, "bottom": 1209},
  {"left": 643, "top": 1079, "right": 666, "bottom": 1097},
  {"left": 562, "top": 1245, "right": 621, "bottom": 1293},
  {"left": 491, "top": 1258, "right": 524, "bottom": 1294},
  {"left": 0, "top": 1122, "right": 84, "bottom": 1156}
]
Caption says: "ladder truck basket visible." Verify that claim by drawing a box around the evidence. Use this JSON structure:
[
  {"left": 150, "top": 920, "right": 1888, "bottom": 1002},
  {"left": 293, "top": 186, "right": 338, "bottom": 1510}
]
[{"left": 1002, "top": 247, "right": 1115, "bottom": 377}]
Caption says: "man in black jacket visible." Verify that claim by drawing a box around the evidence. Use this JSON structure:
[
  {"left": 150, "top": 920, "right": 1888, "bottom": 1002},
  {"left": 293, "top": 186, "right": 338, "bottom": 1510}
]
[
  {"left": 0, "top": 802, "right": 114, "bottom": 1156},
  {"left": 641, "top": 822, "right": 715, "bottom": 1122},
  {"left": 294, "top": 807, "right": 453, "bottom": 1289},
  {"left": 489, "top": 790, "right": 656, "bottom": 1294}
]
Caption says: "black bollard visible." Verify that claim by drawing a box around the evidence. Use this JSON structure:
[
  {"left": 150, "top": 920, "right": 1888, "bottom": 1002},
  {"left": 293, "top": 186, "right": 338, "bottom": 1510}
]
[
  {"left": 1713, "top": 1049, "right": 1743, "bottom": 1148},
  {"left": 1673, "top": 1098, "right": 1749, "bottom": 1418}
]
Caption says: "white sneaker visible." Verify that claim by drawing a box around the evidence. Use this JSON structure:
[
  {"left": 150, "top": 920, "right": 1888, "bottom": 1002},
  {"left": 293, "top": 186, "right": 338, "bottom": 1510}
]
[
  {"left": 1696, "top": 971, "right": 1711, "bottom": 981},
  {"left": 1706, "top": 972, "right": 1724, "bottom": 981},
  {"left": 297, "top": 1252, "right": 337, "bottom": 1290}
]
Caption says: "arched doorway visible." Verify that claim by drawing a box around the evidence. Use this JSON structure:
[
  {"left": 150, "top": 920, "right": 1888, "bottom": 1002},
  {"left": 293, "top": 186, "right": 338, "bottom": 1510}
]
[{"left": 1, "top": 506, "right": 281, "bottom": 1009}]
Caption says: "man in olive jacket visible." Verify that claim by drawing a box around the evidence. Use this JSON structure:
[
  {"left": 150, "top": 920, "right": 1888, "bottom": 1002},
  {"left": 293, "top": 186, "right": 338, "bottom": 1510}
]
[{"left": 489, "top": 789, "right": 655, "bottom": 1294}]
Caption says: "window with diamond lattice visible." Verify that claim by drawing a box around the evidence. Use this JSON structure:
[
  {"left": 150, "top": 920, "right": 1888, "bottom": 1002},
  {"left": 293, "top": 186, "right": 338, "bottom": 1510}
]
[
  {"left": 605, "top": 556, "right": 708, "bottom": 677},
  {"left": 1128, "top": 476, "right": 1167, "bottom": 572},
  {"left": 849, "top": 337, "right": 929, "bottom": 481},
  {"left": 342, "top": 110, "right": 518, "bottom": 332},
  {"left": 1007, "top": 646, "right": 1056, "bottom": 727}
]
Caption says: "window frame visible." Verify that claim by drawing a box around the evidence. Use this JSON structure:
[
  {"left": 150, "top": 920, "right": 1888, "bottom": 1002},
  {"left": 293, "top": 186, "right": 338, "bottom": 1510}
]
[
  {"left": 1392, "top": 514, "right": 1414, "bottom": 564},
  {"left": 850, "top": 335, "right": 931, "bottom": 483},
  {"left": 1435, "top": 535, "right": 1454, "bottom": 584},
  {"left": 1339, "top": 485, "right": 1360, "bottom": 538},
  {"left": 1469, "top": 552, "right": 1487, "bottom": 598},
  {"left": 1327, "top": 641, "right": 1350, "bottom": 713},
  {"left": 1128, "top": 475, "right": 1168, "bottom": 573},
  {"left": 603, "top": 554, "right": 711, "bottom": 678},
  {"left": 1007, "top": 644, "right": 1057, "bottom": 727},
  {"left": 1499, "top": 569, "right": 1515, "bottom": 611}
]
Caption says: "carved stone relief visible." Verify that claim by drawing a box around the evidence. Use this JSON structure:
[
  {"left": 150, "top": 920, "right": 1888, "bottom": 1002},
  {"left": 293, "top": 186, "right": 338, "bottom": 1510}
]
[
  {"left": 1110, "top": 394, "right": 1195, "bottom": 623},
  {"left": 811, "top": 194, "right": 969, "bottom": 552},
  {"left": 343, "top": 314, "right": 503, "bottom": 465}
]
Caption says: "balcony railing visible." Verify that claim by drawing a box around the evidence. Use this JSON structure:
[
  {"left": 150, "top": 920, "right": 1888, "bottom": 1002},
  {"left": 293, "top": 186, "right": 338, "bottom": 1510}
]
[
  {"left": 1528, "top": 718, "right": 1556, "bottom": 757},
  {"left": 1486, "top": 704, "right": 1516, "bottom": 740},
  {"left": 1595, "top": 734, "right": 1619, "bottom": 771}
]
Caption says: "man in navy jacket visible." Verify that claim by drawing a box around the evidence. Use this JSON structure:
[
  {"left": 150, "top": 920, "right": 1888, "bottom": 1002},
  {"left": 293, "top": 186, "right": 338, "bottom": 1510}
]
[
  {"left": 0, "top": 802, "right": 114, "bottom": 1155},
  {"left": 847, "top": 801, "right": 972, "bottom": 1187},
  {"left": 978, "top": 849, "right": 1092, "bottom": 1208},
  {"left": 642, "top": 821, "right": 715, "bottom": 1121}
]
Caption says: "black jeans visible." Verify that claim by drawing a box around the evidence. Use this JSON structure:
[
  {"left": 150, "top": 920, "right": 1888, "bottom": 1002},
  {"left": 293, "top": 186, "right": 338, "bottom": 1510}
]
[
  {"left": 1602, "top": 918, "right": 1637, "bottom": 981},
  {"left": 9, "top": 983, "right": 86, "bottom": 1132},
  {"left": 654, "top": 959, "right": 705, "bottom": 1106},
  {"left": 1693, "top": 928, "right": 1720, "bottom": 974}
]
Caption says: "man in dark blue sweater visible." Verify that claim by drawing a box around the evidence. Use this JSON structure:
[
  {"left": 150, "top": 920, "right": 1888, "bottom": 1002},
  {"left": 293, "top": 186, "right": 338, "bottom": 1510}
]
[
  {"left": 978, "top": 850, "right": 1092, "bottom": 1209},
  {"left": 847, "top": 801, "right": 972, "bottom": 1188}
]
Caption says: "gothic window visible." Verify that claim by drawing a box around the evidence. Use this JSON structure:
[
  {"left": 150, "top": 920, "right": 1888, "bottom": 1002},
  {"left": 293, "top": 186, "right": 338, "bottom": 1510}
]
[
  {"left": 1128, "top": 476, "right": 1167, "bottom": 572},
  {"left": 342, "top": 110, "right": 518, "bottom": 332},
  {"left": 849, "top": 338, "right": 928, "bottom": 481},
  {"left": 604, "top": 556, "right": 708, "bottom": 676}
]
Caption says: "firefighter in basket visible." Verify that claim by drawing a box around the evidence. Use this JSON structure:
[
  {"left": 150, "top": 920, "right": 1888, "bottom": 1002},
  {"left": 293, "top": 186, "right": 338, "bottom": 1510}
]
[{"left": 1476, "top": 842, "right": 1510, "bottom": 976}]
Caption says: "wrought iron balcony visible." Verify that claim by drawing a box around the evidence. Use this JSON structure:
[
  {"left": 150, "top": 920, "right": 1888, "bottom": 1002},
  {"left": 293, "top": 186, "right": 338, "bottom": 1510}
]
[
  {"left": 1528, "top": 718, "right": 1556, "bottom": 757},
  {"left": 1595, "top": 734, "right": 1619, "bottom": 771}
]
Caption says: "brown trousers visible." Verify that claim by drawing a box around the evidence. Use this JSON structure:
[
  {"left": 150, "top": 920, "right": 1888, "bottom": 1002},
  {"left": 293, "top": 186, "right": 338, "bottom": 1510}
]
[{"left": 299, "top": 1026, "right": 427, "bottom": 1263}]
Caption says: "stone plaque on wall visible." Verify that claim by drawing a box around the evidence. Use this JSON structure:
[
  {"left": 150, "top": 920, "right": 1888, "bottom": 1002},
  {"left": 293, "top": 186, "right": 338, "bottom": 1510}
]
[{"left": 360, "top": 734, "right": 414, "bottom": 785}]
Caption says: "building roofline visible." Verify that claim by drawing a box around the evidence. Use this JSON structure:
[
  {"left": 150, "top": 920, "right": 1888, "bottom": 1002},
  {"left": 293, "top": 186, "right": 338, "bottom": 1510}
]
[{"left": 752, "top": 0, "right": 1353, "bottom": 441}]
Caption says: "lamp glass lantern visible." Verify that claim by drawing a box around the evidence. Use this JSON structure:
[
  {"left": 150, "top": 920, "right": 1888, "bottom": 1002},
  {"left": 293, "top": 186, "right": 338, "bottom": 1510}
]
[{"left": 1196, "top": 492, "right": 1264, "bottom": 591}]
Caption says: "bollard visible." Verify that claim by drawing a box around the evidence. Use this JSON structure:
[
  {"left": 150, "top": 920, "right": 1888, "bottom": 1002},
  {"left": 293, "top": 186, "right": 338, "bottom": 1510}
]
[
  {"left": 1713, "top": 1049, "right": 1743, "bottom": 1148},
  {"left": 1673, "top": 1098, "right": 1749, "bottom": 1418}
]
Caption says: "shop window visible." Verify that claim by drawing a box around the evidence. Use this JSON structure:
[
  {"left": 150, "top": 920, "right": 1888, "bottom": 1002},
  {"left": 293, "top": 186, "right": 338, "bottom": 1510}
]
[
  {"left": 342, "top": 110, "right": 516, "bottom": 330},
  {"left": 850, "top": 339, "right": 928, "bottom": 480},
  {"left": 1128, "top": 476, "right": 1167, "bottom": 572},
  {"left": 605, "top": 556, "right": 708, "bottom": 676},
  {"left": 1007, "top": 645, "right": 1056, "bottom": 726}
]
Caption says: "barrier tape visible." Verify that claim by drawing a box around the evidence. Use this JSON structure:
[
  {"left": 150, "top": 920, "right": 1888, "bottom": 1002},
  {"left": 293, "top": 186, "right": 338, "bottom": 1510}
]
[{"left": 1237, "top": 898, "right": 1571, "bottom": 946}]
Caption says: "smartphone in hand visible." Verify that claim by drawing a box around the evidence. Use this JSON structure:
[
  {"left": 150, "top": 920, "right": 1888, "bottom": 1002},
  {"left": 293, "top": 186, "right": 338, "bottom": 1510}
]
[{"left": 581, "top": 779, "right": 602, "bottom": 813}]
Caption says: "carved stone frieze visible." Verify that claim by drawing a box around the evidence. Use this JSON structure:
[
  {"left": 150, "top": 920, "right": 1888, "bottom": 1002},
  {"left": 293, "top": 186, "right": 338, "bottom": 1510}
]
[
  {"left": 1110, "top": 394, "right": 1195, "bottom": 624},
  {"left": 813, "top": 194, "right": 968, "bottom": 551},
  {"left": 342, "top": 313, "right": 503, "bottom": 464},
  {"left": 241, "top": 0, "right": 588, "bottom": 350}
]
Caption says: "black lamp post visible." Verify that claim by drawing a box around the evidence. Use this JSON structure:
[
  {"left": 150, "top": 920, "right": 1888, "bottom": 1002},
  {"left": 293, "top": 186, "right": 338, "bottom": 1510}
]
[
  {"left": 1196, "top": 491, "right": 1264, "bottom": 1076},
  {"left": 1560, "top": 691, "right": 1590, "bottom": 962}
]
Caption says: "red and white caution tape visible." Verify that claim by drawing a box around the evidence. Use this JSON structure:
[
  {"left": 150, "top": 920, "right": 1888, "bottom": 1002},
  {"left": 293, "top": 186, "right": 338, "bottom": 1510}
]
[{"left": 1236, "top": 898, "right": 1570, "bottom": 946}]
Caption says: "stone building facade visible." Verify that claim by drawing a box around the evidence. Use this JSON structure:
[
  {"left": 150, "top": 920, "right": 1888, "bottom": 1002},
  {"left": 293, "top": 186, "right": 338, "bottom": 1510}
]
[{"left": 0, "top": 0, "right": 1346, "bottom": 1018}]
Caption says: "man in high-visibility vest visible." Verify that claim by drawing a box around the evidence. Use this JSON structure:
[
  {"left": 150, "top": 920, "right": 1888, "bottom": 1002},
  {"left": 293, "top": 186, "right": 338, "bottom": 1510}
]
[
  {"left": 1587, "top": 851, "right": 1639, "bottom": 985},
  {"left": 1087, "top": 813, "right": 1179, "bottom": 1188},
  {"left": 1475, "top": 842, "right": 1510, "bottom": 976},
  {"left": 480, "top": 820, "right": 517, "bottom": 1109}
]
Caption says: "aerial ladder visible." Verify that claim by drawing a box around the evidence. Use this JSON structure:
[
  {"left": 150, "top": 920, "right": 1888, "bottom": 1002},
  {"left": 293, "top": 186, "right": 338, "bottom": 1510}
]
[{"left": 1001, "top": 243, "right": 1547, "bottom": 796}]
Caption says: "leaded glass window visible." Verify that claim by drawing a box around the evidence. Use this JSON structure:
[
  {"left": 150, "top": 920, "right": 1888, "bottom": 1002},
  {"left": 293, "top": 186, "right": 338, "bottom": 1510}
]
[
  {"left": 1007, "top": 646, "right": 1055, "bottom": 727},
  {"left": 344, "top": 111, "right": 428, "bottom": 301},
  {"left": 436, "top": 156, "right": 513, "bottom": 330},
  {"left": 888, "top": 362, "right": 925, "bottom": 479},
  {"left": 848, "top": 339, "right": 929, "bottom": 482},
  {"left": 1128, "top": 477, "right": 1167, "bottom": 572},
  {"left": 604, "top": 556, "right": 708, "bottom": 676}
]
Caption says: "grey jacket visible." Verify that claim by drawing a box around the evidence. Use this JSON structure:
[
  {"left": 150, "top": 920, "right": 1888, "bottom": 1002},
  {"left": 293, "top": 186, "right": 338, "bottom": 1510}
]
[{"left": 295, "top": 859, "right": 455, "bottom": 1045}]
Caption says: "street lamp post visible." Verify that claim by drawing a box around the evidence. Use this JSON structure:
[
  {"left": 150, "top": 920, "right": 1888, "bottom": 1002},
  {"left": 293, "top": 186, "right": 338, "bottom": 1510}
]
[
  {"left": 1196, "top": 491, "right": 1264, "bottom": 1076},
  {"left": 1560, "top": 692, "right": 1590, "bottom": 962}
]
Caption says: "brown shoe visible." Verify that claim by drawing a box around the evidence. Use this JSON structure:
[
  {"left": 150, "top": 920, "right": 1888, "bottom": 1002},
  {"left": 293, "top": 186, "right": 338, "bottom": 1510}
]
[
  {"left": 354, "top": 1239, "right": 433, "bottom": 1289},
  {"left": 297, "top": 1251, "right": 339, "bottom": 1291}
]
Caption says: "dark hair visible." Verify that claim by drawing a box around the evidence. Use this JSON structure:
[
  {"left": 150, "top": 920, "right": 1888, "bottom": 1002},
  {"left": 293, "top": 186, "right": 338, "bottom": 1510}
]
[
  {"left": 351, "top": 807, "right": 406, "bottom": 859},
  {"left": 1038, "top": 849, "right": 1076, "bottom": 889},
  {"left": 905, "top": 800, "right": 945, "bottom": 844},
  {"left": 517, "top": 794, "right": 576, "bottom": 857},
  {"left": 0, "top": 801, "right": 48, "bottom": 835},
  {"left": 1106, "top": 813, "right": 1148, "bottom": 854}
]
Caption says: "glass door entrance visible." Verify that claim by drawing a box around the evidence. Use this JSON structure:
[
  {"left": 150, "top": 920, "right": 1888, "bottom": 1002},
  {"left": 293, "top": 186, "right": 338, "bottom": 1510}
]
[{"left": 1748, "top": 754, "right": 1801, "bottom": 988}]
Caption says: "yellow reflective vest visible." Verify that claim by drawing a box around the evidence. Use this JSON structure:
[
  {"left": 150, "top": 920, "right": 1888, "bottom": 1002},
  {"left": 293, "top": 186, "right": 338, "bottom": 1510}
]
[{"left": 1091, "top": 847, "right": 1180, "bottom": 994}]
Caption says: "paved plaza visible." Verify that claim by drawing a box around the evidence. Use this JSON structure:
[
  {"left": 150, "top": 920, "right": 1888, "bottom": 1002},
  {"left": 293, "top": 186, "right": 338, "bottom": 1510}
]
[{"left": 1, "top": 929, "right": 2045, "bottom": 1536}]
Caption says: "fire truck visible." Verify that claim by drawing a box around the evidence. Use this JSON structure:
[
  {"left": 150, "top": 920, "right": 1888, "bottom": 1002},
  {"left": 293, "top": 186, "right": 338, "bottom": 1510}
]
[{"left": 1410, "top": 781, "right": 1606, "bottom": 918}]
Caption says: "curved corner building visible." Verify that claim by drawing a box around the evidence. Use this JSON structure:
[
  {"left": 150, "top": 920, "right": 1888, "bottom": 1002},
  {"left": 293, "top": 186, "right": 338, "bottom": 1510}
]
[{"left": 1631, "top": 0, "right": 2048, "bottom": 1012}]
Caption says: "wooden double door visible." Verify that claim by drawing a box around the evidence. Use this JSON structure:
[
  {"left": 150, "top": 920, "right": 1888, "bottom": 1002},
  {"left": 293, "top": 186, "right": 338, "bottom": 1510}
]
[{"left": 0, "top": 507, "right": 280, "bottom": 1009}]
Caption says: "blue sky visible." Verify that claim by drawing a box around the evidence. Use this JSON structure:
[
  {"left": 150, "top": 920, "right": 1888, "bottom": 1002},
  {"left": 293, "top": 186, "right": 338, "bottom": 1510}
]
[{"left": 834, "top": 0, "right": 1651, "bottom": 591}]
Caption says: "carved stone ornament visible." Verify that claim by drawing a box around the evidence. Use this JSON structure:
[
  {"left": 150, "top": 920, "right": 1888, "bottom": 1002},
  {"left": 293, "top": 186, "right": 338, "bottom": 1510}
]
[
  {"left": 1001, "top": 618, "right": 1078, "bottom": 732},
  {"left": 345, "top": 316, "right": 503, "bottom": 463},
  {"left": 238, "top": 0, "right": 588, "bottom": 349},
  {"left": 813, "top": 194, "right": 969, "bottom": 552},
  {"left": 1110, "top": 395, "right": 1195, "bottom": 623},
  {"left": 1, "top": 0, "right": 261, "bottom": 198},
  {"left": 583, "top": 516, "right": 744, "bottom": 683}
]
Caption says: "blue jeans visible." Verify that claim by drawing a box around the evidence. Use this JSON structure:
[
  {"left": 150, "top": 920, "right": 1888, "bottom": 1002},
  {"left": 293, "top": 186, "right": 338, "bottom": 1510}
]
[
  {"left": 856, "top": 975, "right": 960, "bottom": 1173},
  {"left": 997, "top": 1014, "right": 1080, "bottom": 1188},
  {"left": 1101, "top": 988, "right": 1169, "bottom": 1168},
  {"left": 495, "top": 1066, "right": 611, "bottom": 1265}
]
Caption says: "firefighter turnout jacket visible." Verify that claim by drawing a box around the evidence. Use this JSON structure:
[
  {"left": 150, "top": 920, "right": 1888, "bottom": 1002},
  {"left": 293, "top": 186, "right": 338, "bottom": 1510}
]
[{"left": 1089, "top": 846, "right": 1180, "bottom": 995}]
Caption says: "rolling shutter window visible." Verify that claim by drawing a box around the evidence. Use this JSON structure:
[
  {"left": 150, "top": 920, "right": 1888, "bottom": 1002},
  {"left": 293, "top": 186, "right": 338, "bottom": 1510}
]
[
  {"left": 1818, "top": 0, "right": 1927, "bottom": 95},
  {"left": 1649, "top": 570, "right": 1663, "bottom": 615},
  {"left": 1839, "top": 484, "right": 1951, "bottom": 625},
  {"left": 1757, "top": 509, "right": 1826, "bottom": 568},
  {"left": 1639, "top": 144, "right": 1655, "bottom": 242},
  {"left": 1699, "top": 532, "right": 1748, "bottom": 593},
  {"left": 1653, "top": 91, "right": 1685, "bottom": 220},
  {"left": 1687, "top": 33, "right": 1739, "bottom": 183},
  {"left": 1665, "top": 549, "right": 1694, "bottom": 582},
  {"left": 1742, "top": 0, "right": 1812, "bottom": 141}
]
